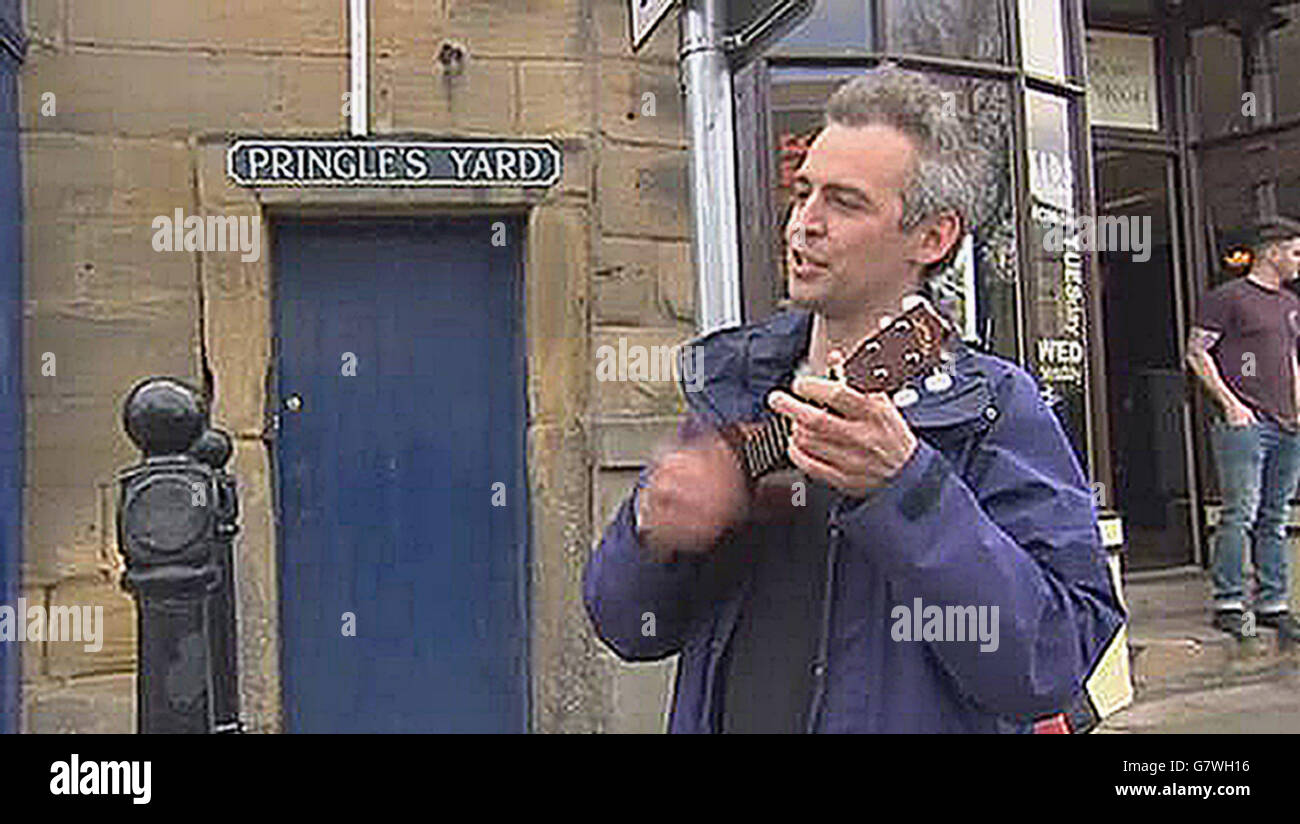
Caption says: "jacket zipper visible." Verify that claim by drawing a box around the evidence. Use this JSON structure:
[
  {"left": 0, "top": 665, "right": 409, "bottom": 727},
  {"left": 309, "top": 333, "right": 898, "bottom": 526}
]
[
  {"left": 702, "top": 571, "right": 751, "bottom": 732},
  {"left": 804, "top": 508, "right": 842, "bottom": 733}
]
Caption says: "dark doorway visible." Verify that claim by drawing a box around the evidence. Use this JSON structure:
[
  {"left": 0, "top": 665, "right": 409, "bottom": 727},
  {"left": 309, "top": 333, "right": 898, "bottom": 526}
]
[{"left": 1097, "top": 150, "right": 1195, "bottom": 570}]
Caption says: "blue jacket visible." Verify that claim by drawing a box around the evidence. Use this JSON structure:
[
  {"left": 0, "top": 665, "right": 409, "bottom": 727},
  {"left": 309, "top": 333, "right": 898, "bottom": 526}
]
[{"left": 583, "top": 309, "right": 1126, "bottom": 733}]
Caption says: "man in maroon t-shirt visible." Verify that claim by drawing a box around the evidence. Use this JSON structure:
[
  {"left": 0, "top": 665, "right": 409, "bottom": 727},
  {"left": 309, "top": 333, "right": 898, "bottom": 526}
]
[{"left": 1187, "top": 215, "right": 1300, "bottom": 643}]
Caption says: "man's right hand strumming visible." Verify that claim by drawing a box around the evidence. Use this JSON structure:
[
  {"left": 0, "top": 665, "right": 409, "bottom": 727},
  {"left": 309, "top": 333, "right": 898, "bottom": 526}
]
[{"left": 635, "top": 432, "right": 749, "bottom": 559}]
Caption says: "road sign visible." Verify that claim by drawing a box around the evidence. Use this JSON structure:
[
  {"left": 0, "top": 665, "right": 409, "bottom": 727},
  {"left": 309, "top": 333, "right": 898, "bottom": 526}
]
[
  {"left": 631, "top": 0, "right": 815, "bottom": 63},
  {"left": 723, "top": 0, "right": 816, "bottom": 68},
  {"left": 630, "top": 0, "right": 676, "bottom": 52}
]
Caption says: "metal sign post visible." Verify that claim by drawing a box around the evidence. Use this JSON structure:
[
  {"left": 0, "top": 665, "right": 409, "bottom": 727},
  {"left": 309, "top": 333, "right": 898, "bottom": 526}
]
[
  {"left": 680, "top": 0, "right": 743, "bottom": 333},
  {"left": 632, "top": 0, "right": 814, "bottom": 334}
]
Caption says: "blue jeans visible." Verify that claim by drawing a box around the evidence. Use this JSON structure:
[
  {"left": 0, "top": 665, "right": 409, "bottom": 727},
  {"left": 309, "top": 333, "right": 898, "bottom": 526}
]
[{"left": 1210, "top": 418, "right": 1300, "bottom": 614}]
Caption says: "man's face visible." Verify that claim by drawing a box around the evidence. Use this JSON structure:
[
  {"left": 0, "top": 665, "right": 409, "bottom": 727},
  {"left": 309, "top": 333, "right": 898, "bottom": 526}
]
[
  {"left": 1264, "top": 237, "right": 1300, "bottom": 280},
  {"left": 784, "top": 122, "right": 952, "bottom": 317}
]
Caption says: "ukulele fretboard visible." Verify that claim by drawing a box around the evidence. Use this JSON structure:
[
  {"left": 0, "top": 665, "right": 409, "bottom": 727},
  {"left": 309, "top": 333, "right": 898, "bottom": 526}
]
[{"left": 735, "top": 415, "right": 795, "bottom": 481}]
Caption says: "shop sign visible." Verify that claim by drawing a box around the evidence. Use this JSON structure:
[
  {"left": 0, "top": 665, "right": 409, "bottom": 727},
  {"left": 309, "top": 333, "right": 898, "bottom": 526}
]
[{"left": 1085, "top": 30, "right": 1159, "bottom": 131}]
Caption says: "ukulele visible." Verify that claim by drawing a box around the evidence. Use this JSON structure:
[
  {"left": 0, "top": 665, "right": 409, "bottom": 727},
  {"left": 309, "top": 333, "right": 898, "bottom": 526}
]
[{"left": 719, "top": 296, "right": 956, "bottom": 485}]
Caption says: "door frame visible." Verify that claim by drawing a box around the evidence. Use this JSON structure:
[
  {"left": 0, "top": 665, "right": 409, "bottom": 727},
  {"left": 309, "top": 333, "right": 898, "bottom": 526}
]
[
  {"left": 1086, "top": 9, "right": 1210, "bottom": 574},
  {"left": 195, "top": 135, "right": 592, "bottom": 732}
]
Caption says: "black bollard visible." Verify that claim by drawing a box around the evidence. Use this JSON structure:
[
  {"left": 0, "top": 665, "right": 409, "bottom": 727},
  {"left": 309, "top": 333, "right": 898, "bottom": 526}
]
[
  {"left": 117, "top": 377, "right": 242, "bottom": 734},
  {"left": 189, "top": 428, "right": 243, "bottom": 734}
]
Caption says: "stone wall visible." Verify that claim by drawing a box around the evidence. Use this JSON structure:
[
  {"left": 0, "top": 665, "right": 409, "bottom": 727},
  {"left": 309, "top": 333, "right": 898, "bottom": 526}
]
[{"left": 18, "top": 0, "right": 695, "bottom": 733}]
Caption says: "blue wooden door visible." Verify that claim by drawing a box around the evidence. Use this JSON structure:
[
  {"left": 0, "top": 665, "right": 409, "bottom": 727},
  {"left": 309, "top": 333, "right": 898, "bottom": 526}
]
[
  {"left": 273, "top": 217, "right": 528, "bottom": 733},
  {"left": 0, "top": 0, "right": 25, "bottom": 734}
]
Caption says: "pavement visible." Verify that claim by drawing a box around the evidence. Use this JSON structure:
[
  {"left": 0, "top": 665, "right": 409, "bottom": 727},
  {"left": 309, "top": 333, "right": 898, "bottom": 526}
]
[
  {"left": 1095, "top": 570, "right": 1300, "bottom": 733},
  {"left": 1098, "top": 675, "right": 1300, "bottom": 733}
]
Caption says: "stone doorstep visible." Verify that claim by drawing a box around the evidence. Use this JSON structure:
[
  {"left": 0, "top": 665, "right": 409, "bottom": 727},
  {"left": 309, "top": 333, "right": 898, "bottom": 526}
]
[
  {"left": 1128, "top": 626, "right": 1300, "bottom": 700},
  {"left": 1116, "top": 566, "right": 1300, "bottom": 698}
]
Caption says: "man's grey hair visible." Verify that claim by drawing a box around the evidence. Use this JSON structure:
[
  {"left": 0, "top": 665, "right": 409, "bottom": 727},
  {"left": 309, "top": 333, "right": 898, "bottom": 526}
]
[{"left": 824, "top": 64, "right": 989, "bottom": 249}]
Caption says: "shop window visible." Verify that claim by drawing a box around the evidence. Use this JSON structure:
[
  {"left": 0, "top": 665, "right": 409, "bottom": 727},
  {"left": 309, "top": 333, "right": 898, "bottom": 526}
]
[
  {"left": 1200, "top": 123, "right": 1300, "bottom": 285},
  {"left": 882, "top": 0, "right": 1009, "bottom": 63},
  {"left": 1273, "top": 3, "right": 1300, "bottom": 124},
  {"left": 769, "top": 68, "right": 1021, "bottom": 362},
  {"left": 1019, "top": 0, "right": 1068, "bottom": 79},
  {"left": 1190, "top": 9, "right": 1300, "bottom": 135},
  {"left": 770, "top": 0, "right": 874, "bottom": 53},
  {"left": 1200, "top": 136, "right": 1270, "bottom": 279},
  {"left": 1191, "top": 25, "right": 1243, "bottom": 138},
  {"left": 1025, "top": 90, "right": 1089, "bottom": 457}
]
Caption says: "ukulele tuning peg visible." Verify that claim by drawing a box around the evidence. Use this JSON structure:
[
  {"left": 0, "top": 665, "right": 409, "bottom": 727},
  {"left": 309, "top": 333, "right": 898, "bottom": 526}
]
[
  {"left": 924, "top": 369, "right": 953, "bottom": 393},
  {"left": 893, "top": 387, "right": 920, "bottom": 408},
  {"left": 827, "top": 349, "right": 847, "bottom": 383},
  {"left": 878, "top": 314, "right": 894, "bottom": 330},
  {"left": 901, "top": 294, "right": 925, "bottom": 312}
]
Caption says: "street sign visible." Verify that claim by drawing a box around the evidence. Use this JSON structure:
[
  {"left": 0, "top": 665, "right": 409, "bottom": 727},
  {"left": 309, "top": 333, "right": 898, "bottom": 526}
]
[
  {"left": 630, "top": 0, "right": 676, "bottom": 52},
  {"left": 723, "top": 0, "right": 816, "bottom": 68},
  {"left": 227, "top": 139, "right": 562, "bottom": 187},
  {"left": 631, "top": 0, "right": 815, "bottom": 63}
]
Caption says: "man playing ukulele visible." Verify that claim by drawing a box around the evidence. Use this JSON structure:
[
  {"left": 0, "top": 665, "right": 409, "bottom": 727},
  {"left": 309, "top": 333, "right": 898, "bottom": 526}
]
[{"left": 584, "top": 65, "right": 1123, "bottom": 733}]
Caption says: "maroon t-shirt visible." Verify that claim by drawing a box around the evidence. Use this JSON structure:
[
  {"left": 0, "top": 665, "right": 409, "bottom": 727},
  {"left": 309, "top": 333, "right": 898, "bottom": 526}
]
[{"left": 1194, "top": 276, "right": 1300, "bottom": 430}]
